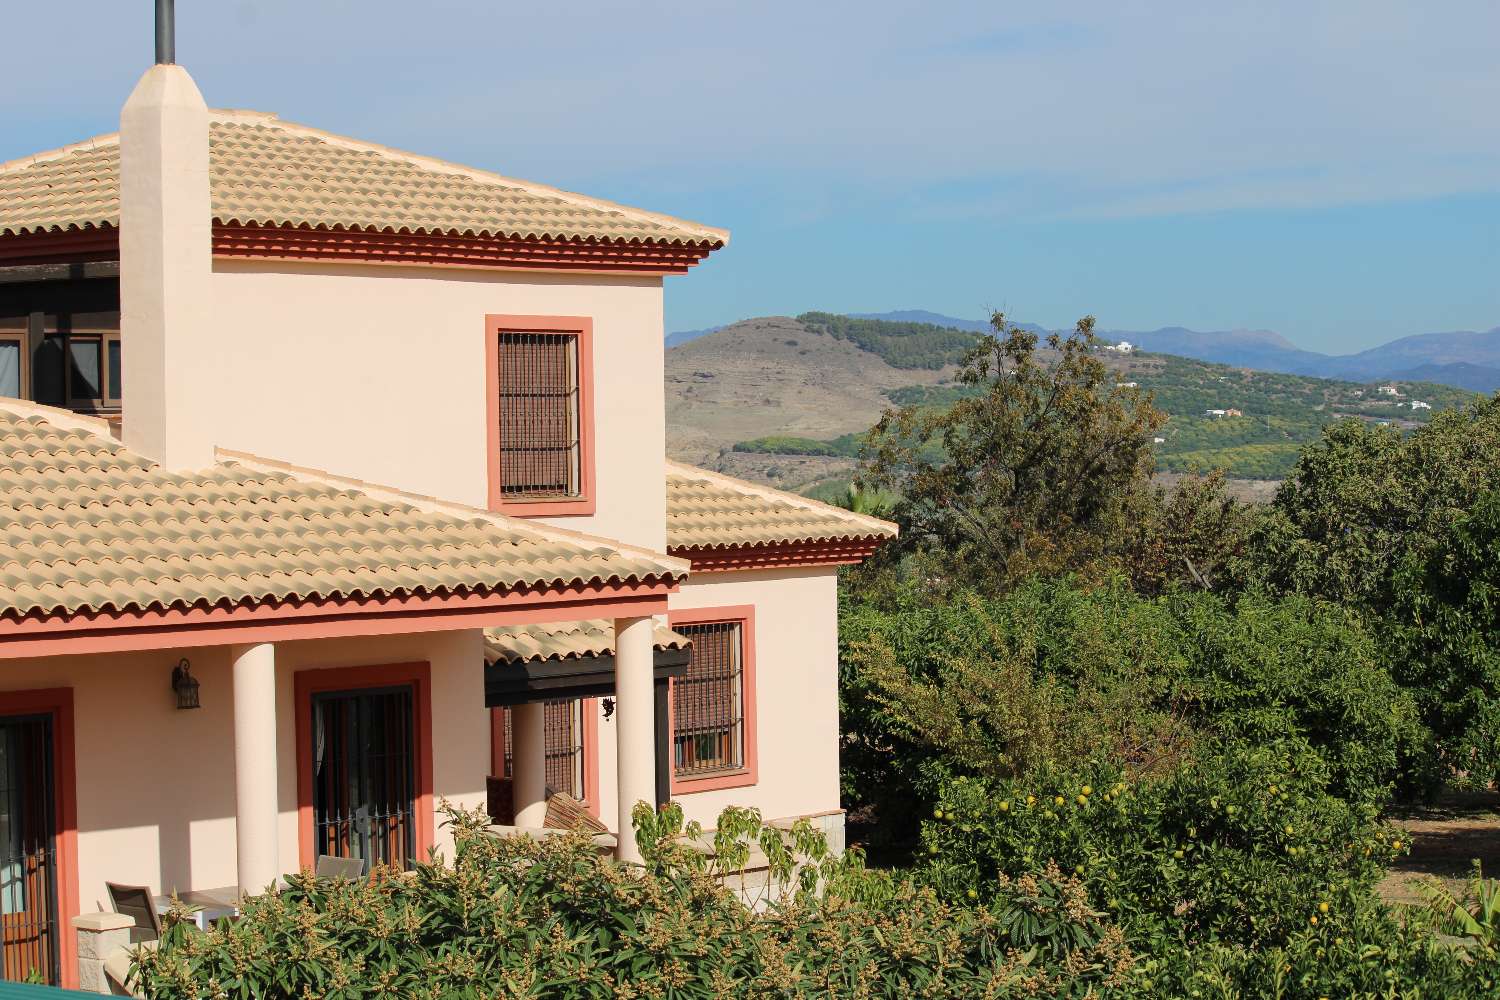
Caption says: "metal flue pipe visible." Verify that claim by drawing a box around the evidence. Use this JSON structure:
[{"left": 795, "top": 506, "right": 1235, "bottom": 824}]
[{"left": 155, "top": 0, "right": 175, "bottom": 64}]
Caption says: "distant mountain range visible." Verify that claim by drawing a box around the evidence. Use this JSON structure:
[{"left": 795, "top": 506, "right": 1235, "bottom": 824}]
[
  {"left": 666, "top": 326, "right": 724, "bottom": 349},
  {"left": 668, "top": 311, "right": 1500, "bottom": 393}
]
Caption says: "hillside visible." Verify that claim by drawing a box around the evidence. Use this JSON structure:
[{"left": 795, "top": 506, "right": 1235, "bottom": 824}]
[
  {"left": 666, "top": 313, "right": 1480, "bottom": 495},
  {"left": 805, "top": 311, "right": 1500, "bottom": 392},
  {"left": 665, "top": 316, "right": 956, "bottom": 481}
]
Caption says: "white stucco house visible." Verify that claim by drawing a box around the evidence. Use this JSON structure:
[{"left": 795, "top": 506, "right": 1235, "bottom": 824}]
[{"left": 0, "top": 46, "right": 893, "bottom": 990}]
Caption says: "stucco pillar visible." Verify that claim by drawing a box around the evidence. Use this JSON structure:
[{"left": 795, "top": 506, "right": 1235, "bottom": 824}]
[
  {"left": 119, "top": 62, "right": 215, "bottom": 470},
  {"left": 613, "top": 616, "right": 655, "bottom": 863},
  {"left": 511, "top": 701, "right": 547, "bottom": 827},
  {"left": 231, "top": 642, "right": 280, "bottom": 894}
]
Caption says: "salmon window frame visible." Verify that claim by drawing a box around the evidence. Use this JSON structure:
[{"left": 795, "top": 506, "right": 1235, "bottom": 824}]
[{"left": 485, "top": 315, "right": 596, "bottom": 517}]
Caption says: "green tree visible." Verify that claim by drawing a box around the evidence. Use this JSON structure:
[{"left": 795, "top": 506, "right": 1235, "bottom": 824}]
[
  {"left": 861, "top": 314, "right": 1165, "bottom": 592},
  {"left": 1121, "top": 471, "right": 1253, "bottom": 596},
  {"left": 1391, "top": 491, "right": 1500, "bottom": 785},
  {"left": 1244, "top": 396, "right": 1500, "bottom": 610}
]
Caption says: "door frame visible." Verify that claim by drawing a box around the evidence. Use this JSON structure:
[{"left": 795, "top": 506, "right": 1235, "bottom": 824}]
[
  {"left": 0, "top": 689, "right": 77, "bottom": 989},
  {"left": 294, "top": 663, "right": 433, "bottom": 872}
]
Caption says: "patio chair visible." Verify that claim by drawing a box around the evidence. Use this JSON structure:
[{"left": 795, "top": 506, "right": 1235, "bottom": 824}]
[
  {"left": 106, "top": 881, "right": 162, "bottom": 944},
  {"left": 315, "top": 854, "right": 366, "bottom": 882},
  {"left": 543, "top": 792, "right": 610, "bottom": 834}
]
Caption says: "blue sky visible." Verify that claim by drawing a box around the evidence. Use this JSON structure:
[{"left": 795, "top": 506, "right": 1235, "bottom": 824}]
[{"left": 3, "top": 2, "right": 1496, "bottom": 353}]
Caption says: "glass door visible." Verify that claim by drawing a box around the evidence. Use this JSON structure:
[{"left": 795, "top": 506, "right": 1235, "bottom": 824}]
[
  {"left": 0, "top": 715, "right": 59, "bottom": 985},
  {"left": 311, "top": 686, "right": 417, "bottom": 871}
]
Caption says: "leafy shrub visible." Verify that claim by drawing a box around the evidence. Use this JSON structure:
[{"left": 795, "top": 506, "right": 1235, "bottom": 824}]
[
  {"left": 918, "top": 739, "right": 1397, "bottom": 947},
  {"left": 917, "top": 746, "right": 1500, "bottom": 997},
  {"left": 840, "top": 580, "right": 1424, "bottom": 844},
  {"left": 134, "top": 804, "right": 1133, "bottom": 999},
  {"left": 1391, "top": 492, "right": 1500, "bottom": 786}
]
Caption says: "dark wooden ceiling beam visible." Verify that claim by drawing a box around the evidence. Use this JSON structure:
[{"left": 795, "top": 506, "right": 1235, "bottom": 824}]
[{"left": 0, "top": 261, "right": 120, "bottom": 284}]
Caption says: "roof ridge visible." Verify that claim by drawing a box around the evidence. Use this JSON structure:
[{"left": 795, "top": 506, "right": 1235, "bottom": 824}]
[
  {"left": 217, "top": 447, "right": 692, "bottom": 573},
  {"left": 0, "top": 131, "right": 119, "bottom": 175},
  {"left": 666, "top": 459, "right": 897, "bottom": 537}
]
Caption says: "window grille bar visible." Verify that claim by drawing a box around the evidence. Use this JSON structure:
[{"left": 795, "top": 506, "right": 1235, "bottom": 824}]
[
  {"left": 497, "top": 332, "right": 581, "bottom": 499},
  {"left": 312, "top": 687, "right": 417, "bottom": 871},
  {"left": 500, "top": 700, "right": 586, "bottom": 799},
  {"left": 672, "top": 622, "right": 745, "bottom": 777}
]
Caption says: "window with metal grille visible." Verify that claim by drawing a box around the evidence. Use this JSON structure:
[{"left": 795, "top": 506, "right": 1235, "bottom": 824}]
[
  {"left": 672, "top": 622, "right": 746, "bottom": 776},
  {"left": 496, "top": 332, "right": 581, "bottom": 500},
  {"left": 498, "top": 700, "right": 586, "bottom": 799},
  {"left": 311, "top": 686, "right": 417, "bottom": 872}
]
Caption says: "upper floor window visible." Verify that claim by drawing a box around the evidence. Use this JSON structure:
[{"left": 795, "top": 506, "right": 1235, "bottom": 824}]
[
  {"left": 0, "top": 277, "right": 121, "bottom": 415},
  {"left": 485, "top": 316, "right": 595, "bottom": 516},
  {"left": 668, "top": 606, "right": 758, "bottom": 793}
]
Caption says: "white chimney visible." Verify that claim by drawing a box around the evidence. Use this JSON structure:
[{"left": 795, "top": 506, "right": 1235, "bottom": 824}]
[{"left": 119, "top": 55, "right": 215, "bottom": 469}]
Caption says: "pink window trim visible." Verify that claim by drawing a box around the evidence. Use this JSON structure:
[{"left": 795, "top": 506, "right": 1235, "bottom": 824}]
[
  {"left": 666, "top": 604, "right": 759, "bottom": 795},
  {"left": 485, "top": 315, "right": 597, "bottom": 517}
]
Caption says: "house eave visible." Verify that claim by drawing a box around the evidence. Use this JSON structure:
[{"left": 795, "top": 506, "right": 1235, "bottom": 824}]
[{"left": 0, "top": 582, "right": 675, "bottom": 660}]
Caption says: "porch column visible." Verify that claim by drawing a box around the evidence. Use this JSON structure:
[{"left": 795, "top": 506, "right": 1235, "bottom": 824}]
[
  {"left": 511, "top": 701, "right": 547, "bottom": 827},
  {"left": 613, "top": 616, "right": 655, "bottom": 863},
  {"left": 231, "top": 642, "right": 280, "bottom": 894}
]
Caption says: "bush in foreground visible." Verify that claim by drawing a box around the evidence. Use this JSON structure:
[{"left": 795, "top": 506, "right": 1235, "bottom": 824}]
[{"left": 134, "top": 804, "right": 1132, "bottom": 999}]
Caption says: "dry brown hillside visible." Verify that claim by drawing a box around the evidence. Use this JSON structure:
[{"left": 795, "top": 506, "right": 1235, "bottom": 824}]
[{"left": 666, "top": 316, "right": 954, "bottom": 486}]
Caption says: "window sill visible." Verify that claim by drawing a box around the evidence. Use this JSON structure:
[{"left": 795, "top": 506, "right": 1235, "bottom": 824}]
[
  {"left": 671, "top": 766, "right": 757, "bottom": 795},
  {"left": 495, "top": 497, "right": 597, "bottom": 518}
]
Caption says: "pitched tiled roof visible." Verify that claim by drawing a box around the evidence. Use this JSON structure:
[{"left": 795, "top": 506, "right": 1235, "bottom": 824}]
[
  {"left": 0, "top": 112, "right": 726, "bottom": 248},
  {"left": 665, "top": 461, "right": 897, "bottom": 553},
  {"left": 484, "top": 619, "right": 691, "bottom": 666},
  {"left": 0, "top": 403, "right": 684, "bottom": 620}
]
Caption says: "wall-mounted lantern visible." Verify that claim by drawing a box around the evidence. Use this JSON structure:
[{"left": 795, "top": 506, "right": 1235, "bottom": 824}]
[
  {"left": 601, "top": 698, "right": 616, "bottom": 721},
  {"left": 171, "top": 658, "right": 201, "bottom": 710}
]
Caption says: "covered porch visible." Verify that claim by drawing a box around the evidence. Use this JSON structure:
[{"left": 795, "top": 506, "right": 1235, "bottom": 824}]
[
  {"left": 0, "top": 402, "right": 690, "bottom": 989},
  {"left": 482, "top": 619, "right": 691, "bottom": 836}
]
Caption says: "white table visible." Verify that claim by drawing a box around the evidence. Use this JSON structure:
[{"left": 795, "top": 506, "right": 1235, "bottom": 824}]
[{"left": 153, "top": 885, "right": 240, "bottom": 929}]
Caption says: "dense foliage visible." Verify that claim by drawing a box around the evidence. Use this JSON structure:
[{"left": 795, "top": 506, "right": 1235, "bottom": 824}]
[
  {"left": 136, "top": 805, "right": 1137, "bottom": 999},
  {"left": 1389, "top": 491, "right": 1500, "bottom": 786},
  {"left": 830, "top": 317, "right": 1500, "bottom": 995},
  {"left": 797, "top": 311, "right": 981, "bottom": 369},
  {"left": 860, "top": 315, "right": 1166, "bottom": 589},
  {"left": 837, "top": 579, "right": 1500, "bottom": 995},
  {"left": 732, "top": 432, "right": 863, "bottom": 458},
  {"left": 1246, "top": 397, "right": 1500, "bottom": 609},
  {"left": 840, "top": 581, "right": 1423, "bottom": 843}
]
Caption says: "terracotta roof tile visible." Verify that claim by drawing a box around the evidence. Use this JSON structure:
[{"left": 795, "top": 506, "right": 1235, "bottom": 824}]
[
  {"left": 665, "top": 461, "right": 896, "bottom": 552},
  {"left": 0, "top": 113, "right": 726, "bottom": 248},
  {"left": 484, "top": 619, "right": 690, "bottom": 666},
  {"left": 0, "top": 404, "right": 684, "bottom": 620}
]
